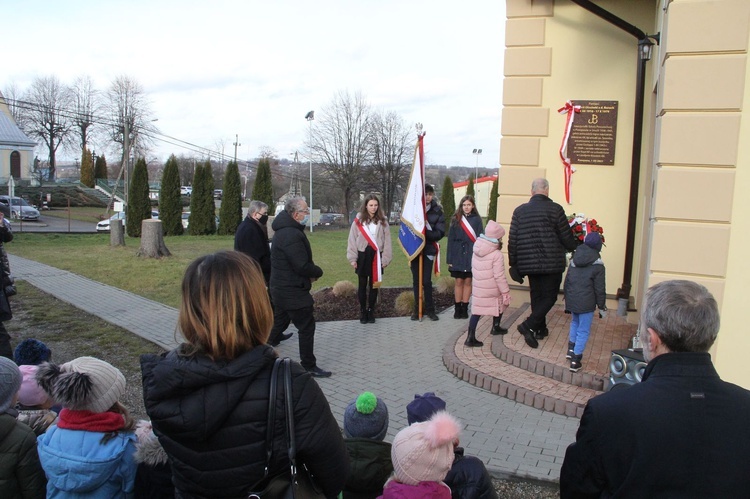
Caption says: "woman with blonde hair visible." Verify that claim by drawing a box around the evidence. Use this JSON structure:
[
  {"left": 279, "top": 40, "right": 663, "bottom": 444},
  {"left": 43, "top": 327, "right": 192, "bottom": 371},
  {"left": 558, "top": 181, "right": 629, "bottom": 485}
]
[
  {"left": 347, "top": 193, "right": 393, "bottom": 324},
  {"left": 140, "top": 251, "right": 349, "bottom": 498}
]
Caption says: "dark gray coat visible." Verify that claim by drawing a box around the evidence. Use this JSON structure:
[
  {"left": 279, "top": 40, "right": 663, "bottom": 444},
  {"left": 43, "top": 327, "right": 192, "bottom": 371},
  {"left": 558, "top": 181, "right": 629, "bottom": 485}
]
[
  {"left": 446, "top": 213, "right": 483, "bottom": 273},
  {"left": 269, "top": 210, "right": 323, "bottom": 310},
  {"left": 423, "top": 201, "right": 446, "bottom": 257},
  {"left": 563, "top": 245, "right": 606, "bottom": 313},
  {"left": 508, "top": 194, "right": 579, "bottom": 275}
]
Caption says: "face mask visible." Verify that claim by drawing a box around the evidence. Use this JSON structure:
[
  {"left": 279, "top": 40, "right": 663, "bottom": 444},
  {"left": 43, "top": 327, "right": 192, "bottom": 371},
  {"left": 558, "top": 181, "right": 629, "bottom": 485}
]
[
  {"left": 300, "top": 215, "right": 309, "bottom": 226},
  {"left": 258, "top": 214, "right": 268, "bottom": 225}
]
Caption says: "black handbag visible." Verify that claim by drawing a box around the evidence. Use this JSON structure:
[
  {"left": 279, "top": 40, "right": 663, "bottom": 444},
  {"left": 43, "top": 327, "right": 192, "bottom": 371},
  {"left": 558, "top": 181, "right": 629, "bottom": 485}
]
[{"left": 247, "top": 358, "right": 326, "bottom": 499}]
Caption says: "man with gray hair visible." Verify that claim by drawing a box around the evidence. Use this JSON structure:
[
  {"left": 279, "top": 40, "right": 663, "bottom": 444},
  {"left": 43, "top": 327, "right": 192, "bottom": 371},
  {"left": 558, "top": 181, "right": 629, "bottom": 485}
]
[
  {"left": 268, "top": 197, "right": 330, "bottom": 377},
  {"left": 560, "top": 280, "right": 750, "bottom": 497},
  {"left": 234, "top": 200, "right": 271, "bottom": 285},
  {"left": 508, "top": 178, "right": 579, "bottom": 348}
]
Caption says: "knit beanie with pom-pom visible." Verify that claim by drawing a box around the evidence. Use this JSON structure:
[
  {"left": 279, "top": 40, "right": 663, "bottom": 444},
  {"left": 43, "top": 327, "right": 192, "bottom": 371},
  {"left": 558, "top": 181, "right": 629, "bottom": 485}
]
[
  {"left": 391, "top": 411, "right": 461, "bottom": 485},
  {"left": 343, "top": 391, "right": 389, "bottom": 441}
]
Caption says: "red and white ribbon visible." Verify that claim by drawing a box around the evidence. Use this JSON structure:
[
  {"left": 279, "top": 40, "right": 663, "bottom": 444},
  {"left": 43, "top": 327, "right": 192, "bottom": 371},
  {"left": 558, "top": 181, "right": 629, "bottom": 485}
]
[
  {"left": 460, "top": 216, "right": 477, "bottom": 242},
  {"left": 432, "top": 242, "right": 441, "bottom": 276},
  {"left": 355, "top": 217, "right": 382, "bottom": 287},
  {"left": 558, "top": 101, "right": 581, "bottom": 204}
]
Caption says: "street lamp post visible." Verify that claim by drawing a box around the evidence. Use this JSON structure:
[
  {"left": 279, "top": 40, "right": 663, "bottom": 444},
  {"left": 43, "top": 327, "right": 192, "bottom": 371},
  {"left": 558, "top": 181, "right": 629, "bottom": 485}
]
[
  {"left": 472, "top": 148, "right": 483, "bottom": 183},
  {"left": 305, "top": 110, "right": 314, "bottom": 233}
]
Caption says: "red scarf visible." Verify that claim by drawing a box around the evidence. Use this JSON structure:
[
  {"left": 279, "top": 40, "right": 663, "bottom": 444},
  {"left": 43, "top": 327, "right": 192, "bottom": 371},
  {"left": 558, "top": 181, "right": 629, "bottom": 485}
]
[
  {"left": 355, "top": 217, "right": 382, "bottom": 288},
  {"left": 57, "top": 408, "right": 126, "bottom": 432},
  {"left": 460, "top": 216, "right": 477, "bottom": 242}
]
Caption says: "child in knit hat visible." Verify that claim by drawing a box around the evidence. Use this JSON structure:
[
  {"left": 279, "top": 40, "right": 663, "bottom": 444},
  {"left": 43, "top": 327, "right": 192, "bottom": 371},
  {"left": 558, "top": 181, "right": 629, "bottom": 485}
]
[
  {"left": 35, "top": 356, "right": 138, "bottom": 498},
  {"left": 342, "top": 391, "right": 393, "bottom": 499},
  {"left": 0, "top": 356, "right": 47, "bottom": 498},
  {"left": 380, "top": 411, "right": 461, "bottom": 498},
  {"left": 465, "top": 220, "right": 512, "bottom": 347},
  {"left": 14, "top": 338, "right": 52, "bottom": 366},
  {"left": 405, "top": 393, "right": 498, "bottom": 499},
  {"left": 16, "top": 364, "right": 58, "bottom": 436},
  {"left": 563, "top": 231, "right": 607, "bottom": 372}
]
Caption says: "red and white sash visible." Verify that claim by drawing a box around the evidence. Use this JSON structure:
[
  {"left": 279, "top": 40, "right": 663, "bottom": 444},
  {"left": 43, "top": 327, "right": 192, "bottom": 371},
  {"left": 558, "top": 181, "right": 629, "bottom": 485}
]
[
  {"left": 432, "top": 243, "right": 441, "bottom": 276},
  {"left": 355, "top": 218, "right": 382, "bottom": 288},
  {"left": 460, "top": 216, "right": 477, "bottom": 242}
]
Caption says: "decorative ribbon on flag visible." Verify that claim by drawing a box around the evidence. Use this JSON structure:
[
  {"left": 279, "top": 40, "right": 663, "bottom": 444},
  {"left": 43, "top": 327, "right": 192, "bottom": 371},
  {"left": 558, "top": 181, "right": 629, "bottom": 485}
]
[
  {"left": 432, "top": 243, "right": 441, "bottom": 276},
  {"left": 355, "top": 217, "right": 382, "bottom": 288},
  {"left": 460, "top": 216, "right": 477, "bottom": 242},
  {"left": 558, "top": 100, "right": 581, "bottom": 204}
]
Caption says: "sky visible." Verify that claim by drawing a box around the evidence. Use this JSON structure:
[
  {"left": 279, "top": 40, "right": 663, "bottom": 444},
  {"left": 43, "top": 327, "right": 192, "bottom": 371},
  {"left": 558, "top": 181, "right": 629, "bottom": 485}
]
[{"left": 2, "top": 0, "right": 505, "bottom": 169}]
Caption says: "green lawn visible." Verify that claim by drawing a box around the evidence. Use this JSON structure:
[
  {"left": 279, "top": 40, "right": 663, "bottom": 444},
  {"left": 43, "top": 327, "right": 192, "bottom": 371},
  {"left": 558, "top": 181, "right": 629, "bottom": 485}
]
[
  {"left": 42, "top": 206, "right": 112, "bottom": 223},
  {"left": 8, "top": 225, "right": 448, "bottom": 308}
]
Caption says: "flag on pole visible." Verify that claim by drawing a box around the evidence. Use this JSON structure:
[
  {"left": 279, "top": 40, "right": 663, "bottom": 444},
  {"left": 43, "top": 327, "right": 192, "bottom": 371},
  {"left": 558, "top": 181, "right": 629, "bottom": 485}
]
[{"left": 399, "top": 132, "right": 426, "bottom": 262}]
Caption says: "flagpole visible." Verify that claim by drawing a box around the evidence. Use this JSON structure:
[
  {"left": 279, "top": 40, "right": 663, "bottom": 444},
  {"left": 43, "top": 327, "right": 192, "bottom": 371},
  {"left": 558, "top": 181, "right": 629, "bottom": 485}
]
[{"left": 419, "top": 253, "right": 424, "bottom": 321}]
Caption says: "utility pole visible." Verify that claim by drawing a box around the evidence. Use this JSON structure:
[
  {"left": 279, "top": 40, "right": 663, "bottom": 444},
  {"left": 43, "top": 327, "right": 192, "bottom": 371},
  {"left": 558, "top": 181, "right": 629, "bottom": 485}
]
[
  {"left": 124, "top": 120, "right": 130, "bottom": 209},
  {"left": 233, "top": 134, "right": 241, "bottom": 163},
  {"left": 305, "top": 111, "right": 314, "bottom": 233}
]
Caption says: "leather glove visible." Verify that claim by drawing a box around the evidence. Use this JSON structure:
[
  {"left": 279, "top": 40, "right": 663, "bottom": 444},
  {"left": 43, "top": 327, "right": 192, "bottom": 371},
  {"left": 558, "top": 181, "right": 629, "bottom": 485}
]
[
  {"left": 509, "top": 266, "right": 524, "bottom": 284},
  {"left": 599, "top": 309, "right": 608, "bottom": 319},
  {"left": 502, "top": 294, "right": 511, "bottom": 306}
]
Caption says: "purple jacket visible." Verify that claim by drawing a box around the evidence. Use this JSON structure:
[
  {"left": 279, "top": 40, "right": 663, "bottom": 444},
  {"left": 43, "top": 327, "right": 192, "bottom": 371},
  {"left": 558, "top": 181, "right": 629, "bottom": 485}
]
[{"left": 379, "top": 480, "right": 452, "bottom": 498}]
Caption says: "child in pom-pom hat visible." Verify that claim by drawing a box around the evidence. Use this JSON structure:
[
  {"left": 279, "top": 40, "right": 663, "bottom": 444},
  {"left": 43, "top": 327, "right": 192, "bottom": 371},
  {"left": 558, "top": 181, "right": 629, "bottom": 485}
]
[
  {"left": 341, "top": 391, "right": 393, "bottom": 499},
  {"left": 16, "top": 364, "right": 58, "bottom": 436},
  {"left": 379, "top": 411, "right": 461, "bottom": 498}
]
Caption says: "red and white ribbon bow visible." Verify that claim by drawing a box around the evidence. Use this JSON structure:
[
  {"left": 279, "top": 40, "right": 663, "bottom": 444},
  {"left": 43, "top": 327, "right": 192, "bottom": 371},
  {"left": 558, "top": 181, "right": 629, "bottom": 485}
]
[{"left": 558, "top": 100, "right": 581, "bottom": 204}]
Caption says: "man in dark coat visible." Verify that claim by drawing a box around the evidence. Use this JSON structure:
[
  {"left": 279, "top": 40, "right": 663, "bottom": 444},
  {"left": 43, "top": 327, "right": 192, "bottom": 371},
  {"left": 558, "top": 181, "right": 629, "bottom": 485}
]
[
  {"left": 508, "top": 178, "right": 578, "bottom": 348},
  {"left": 234, "top": 200, "right": 271, "bottom": 284},
  {"left": 410, "top": 184, "right": 446, "bottom": 321},
  {"left": 560, "top": 280, "right": 750, "bottom": 498},
  {"left": 268, "top": 197, "right": 330, "bottom": 377}
]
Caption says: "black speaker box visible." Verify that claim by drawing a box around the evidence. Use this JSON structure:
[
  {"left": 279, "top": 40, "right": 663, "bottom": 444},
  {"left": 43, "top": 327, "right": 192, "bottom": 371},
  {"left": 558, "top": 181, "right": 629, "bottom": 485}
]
[{"left": 607, "top": 349, "right": 647, "bottom": 391}]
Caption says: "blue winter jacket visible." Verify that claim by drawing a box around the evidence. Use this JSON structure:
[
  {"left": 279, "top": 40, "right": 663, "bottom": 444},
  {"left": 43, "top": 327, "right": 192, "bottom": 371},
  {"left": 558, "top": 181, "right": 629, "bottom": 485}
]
[{"left": 37, "top": 425, "right": 137, "bottom": 498}]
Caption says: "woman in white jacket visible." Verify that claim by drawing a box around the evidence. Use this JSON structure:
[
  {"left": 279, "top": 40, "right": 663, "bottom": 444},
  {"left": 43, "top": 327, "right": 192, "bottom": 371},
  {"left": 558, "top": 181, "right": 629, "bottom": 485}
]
[{"left": 346, "top": 194, "right": 393, "bottom": 324}]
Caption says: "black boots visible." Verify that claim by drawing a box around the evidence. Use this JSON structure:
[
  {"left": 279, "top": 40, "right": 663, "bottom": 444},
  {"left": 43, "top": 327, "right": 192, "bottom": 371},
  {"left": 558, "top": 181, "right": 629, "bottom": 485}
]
[
  {"left": 570, "top": 353, "right": 583, "bottom": 372},
  {"left": 566, "top": 341, "right": 575, "bottom": 359},
  {"left": 454, "top": 303, "right": 462, "bottom": 319},
  {"left": 367, "top": 308, "right": 375, "bottom": 324},
  {"left": 464, "top": 325, "right": 484, "bottom": 347},
  {"left": 491, "top": 315, "right": 508, "bottom": 335},
  {"left": 517, "top": 323, "right": 539, "bottom": 348},
  {"left": 361, "top": 308, "right": 375, "bottom": 324},
  {"left": 461, "top": 302, "right": 469, "bottom": 319}
]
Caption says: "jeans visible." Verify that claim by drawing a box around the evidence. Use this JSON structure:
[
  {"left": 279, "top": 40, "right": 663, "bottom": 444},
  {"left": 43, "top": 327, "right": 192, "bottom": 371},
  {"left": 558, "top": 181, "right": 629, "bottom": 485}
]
[
  {"left": 269, "top": 305, "right": 317, "bottom": 370},
  {"left": 410, "top": 255, "right": 434, "bottom": 312},
  {"left": 569, "top": 311, "right": 594, "bottom": 356},
  {"left": 525, "top": 273, "right": 563, "bottom": 332}
]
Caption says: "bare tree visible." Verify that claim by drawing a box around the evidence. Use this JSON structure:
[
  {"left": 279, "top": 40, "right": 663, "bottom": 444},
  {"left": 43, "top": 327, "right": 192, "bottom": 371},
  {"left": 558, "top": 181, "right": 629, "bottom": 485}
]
[
  {"left": 1, "top": 82, "right": 23, "bottom": 121},
  {"left": 257, "top": 145, "right": 277, "bottom": 160},
  {"left": 309, "top": 90, "right": 373, "bottom": 216},
  {"left": 368, "top": 110, "right": 413, "bottom": 219},
  {"left": 16, "top": 76, "right": 74, "bottom": 180},
  {"left": 68, "top": 75, "right": 100, "bottom": 156},
  {"left": 105, "top": 75, "right": 156, "bottom": 168}
]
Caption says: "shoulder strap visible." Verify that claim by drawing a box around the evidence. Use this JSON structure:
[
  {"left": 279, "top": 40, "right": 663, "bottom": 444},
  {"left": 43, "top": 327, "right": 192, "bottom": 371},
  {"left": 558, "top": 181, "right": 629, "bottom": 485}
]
[
  {"left": 262, "top": 358, "right": 283, "bottom": 477},
  {"left": 282, "top": 358, "right": 298, "bottom": 477}
]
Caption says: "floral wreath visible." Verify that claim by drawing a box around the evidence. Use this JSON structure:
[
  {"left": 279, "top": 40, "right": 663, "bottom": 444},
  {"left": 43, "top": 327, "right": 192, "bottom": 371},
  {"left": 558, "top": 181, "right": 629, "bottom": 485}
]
[{"left": 567, "top": 213, "right": 605, "bottom": 245}]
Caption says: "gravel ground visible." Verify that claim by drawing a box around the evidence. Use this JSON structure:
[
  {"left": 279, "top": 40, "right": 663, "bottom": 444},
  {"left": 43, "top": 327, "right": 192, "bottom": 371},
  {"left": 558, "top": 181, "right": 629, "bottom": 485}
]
[{"left": 7, "top": 281, "right": 560, "bottom": 497}]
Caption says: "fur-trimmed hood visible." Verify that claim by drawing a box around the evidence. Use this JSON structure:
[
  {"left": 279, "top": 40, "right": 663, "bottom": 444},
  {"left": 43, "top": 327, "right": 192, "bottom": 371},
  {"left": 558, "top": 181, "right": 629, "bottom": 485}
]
[{"left": 134, "top": 420, "right": 169, "bottom": 466}]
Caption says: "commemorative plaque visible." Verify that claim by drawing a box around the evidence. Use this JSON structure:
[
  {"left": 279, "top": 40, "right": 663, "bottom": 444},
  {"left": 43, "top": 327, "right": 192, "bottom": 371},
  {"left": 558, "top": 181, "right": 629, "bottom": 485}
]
[{"left": 568, "top": 101, "right": 618, "bottom": 165}]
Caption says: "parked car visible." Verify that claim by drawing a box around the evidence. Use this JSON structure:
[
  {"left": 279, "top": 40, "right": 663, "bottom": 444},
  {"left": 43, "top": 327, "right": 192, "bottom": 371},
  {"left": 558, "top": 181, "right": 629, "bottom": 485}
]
[
  {"left": 213, "top": 189, "right": 223, "bottom": 200},
  {"left": 0, "top": 196, "right": 40, "bottom": 221},
  {"left": 96, "top": 210, "right": 159, "bottom": 232},
  {"left": 181, "top": 186, "right": 192, "bottom": 196},
  {"left": 181, "top": 212, "right": 220, "bottom": 230}
]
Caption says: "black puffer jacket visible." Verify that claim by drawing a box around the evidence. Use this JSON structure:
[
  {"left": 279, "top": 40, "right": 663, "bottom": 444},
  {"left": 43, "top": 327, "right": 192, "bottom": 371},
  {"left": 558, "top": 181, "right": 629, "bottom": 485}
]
[
  {"left": 140, "top": 345, "right": 349, "bottom": 499},
  {"left": 508, "top": 194, "right": 579, "bottom": 275},
  {"left": 563, "top": 244, "right": 606, "bottom": 314},
  {"left": 270, "top": 210, "right": 323, "bottom": 310},
  {"left": 423, "top": 201, "right": 446, "bottom": 257},
  {"left": 444, "top": 448, "right": 497, "bottom": 499},
  {"left": 446, "top": 213, "right": 483, "bottom": 273}
]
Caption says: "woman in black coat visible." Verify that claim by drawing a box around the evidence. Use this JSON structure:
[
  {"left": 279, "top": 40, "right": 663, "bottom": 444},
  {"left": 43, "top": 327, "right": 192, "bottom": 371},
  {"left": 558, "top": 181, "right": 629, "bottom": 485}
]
[
  {"left": 140, "top": 251, "right": 349, "bottom": 498},
  {"left": 446, "top": 195, "right": 483, "bottom": 320}
]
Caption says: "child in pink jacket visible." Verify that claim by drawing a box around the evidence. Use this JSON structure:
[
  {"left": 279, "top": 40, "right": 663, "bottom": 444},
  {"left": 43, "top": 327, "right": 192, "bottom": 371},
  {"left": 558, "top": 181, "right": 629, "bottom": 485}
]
[{"left": 465, "top": 220, "right": 511, "bottom": 347}]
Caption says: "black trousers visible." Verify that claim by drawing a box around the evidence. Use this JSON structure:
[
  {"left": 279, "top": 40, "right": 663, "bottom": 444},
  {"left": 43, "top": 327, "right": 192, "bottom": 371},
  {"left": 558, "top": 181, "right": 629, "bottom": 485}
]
[
  {"left": 525, "top": 273, "right": 563, "bottom": 332},
  {"left": 269, "top": 305, "right": 317, "bottom": 370},
  {"left": 0, "top": 322, "right": 11, "bottom": 360},
  {"left": 410, "top": 255, "right": 435, "bottom": 312}
]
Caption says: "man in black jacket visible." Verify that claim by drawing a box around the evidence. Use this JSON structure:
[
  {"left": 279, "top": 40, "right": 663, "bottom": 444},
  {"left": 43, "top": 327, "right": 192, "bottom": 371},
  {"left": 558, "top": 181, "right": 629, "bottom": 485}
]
[
  {"left": 268, "top": 197, "right": 331, "bottom": 377},
  {"left": 508, "top": 178, "right": 578, "bottom": 348},
  {"left": 560, "top": 280, "right": 750, "bottom": 497},
  {"left": 410, "top": 184, "right": 445, "bottom": 321},
  {"left": 234, "top": 200, "right": 271, "bottom": 285}
]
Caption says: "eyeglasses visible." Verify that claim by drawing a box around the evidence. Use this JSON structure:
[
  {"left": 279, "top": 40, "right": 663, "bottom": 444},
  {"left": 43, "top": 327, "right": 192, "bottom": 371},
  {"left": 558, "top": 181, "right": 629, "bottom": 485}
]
[{"left": 298, "top": 209, "right": 310, "bottom": 214}]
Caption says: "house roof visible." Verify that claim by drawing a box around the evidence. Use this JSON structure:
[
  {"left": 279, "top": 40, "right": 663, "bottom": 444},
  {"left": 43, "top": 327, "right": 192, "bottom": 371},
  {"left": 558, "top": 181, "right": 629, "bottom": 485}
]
[
  {"left": 0, "top": 93, "right": 36, "bottom": 147},
  {"left": 453, "top": 174, "right": 497, "bottom": 188}
]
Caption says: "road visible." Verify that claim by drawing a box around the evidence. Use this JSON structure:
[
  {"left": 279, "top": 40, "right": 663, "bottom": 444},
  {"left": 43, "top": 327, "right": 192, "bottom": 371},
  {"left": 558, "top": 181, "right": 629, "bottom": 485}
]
[{"left": 10, "top": 213, "right": 97, "bottom": 234}]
